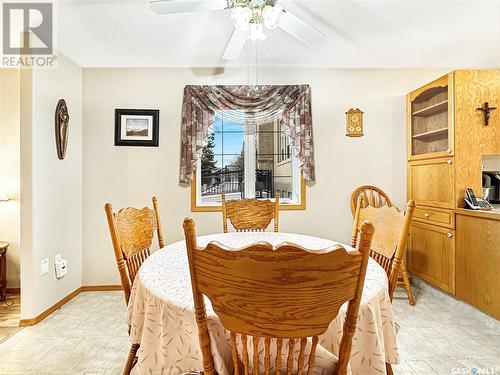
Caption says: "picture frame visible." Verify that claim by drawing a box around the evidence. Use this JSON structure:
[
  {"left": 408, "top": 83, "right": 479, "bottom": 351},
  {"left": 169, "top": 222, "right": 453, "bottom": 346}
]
[{"left": 114, "top": 109, "right": 159, "bottom": 147}]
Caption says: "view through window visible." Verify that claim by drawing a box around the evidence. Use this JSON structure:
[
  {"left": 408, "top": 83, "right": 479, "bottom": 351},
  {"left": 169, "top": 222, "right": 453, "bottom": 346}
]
[{"left": 197, "top": 114, "right": 300, "bottom": 206}]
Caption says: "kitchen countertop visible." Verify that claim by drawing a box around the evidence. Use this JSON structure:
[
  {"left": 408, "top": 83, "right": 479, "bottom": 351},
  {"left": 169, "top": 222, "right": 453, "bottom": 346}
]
[{"left": 455, "top": 204, "right": 500, "bottom": 221}]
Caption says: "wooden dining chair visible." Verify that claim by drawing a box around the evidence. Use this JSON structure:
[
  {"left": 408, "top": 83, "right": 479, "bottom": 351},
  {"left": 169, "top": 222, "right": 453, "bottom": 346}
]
[
  {"left": 350, "top": 186, "right": 416, "bottom": 306},
  {"left": 350, "top": 185, "right": 392, "bottom": 216},
  {"left": 104, "top": 196, "right": 165, "bottom": 375},
  {"left": 222, "top": 192, "right": 279, "bottom": 233},
  {"left": 183, "top": 217, "right": 374, "bottom": 375},
  {"left": 351, "top": 196, "right": 416, "bottom": 305}
]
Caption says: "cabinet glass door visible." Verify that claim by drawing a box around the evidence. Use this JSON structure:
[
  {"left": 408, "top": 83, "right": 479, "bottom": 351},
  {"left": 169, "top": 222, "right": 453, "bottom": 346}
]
[{"left": 409, "top": 75, "right": 452, "bottom": 159}]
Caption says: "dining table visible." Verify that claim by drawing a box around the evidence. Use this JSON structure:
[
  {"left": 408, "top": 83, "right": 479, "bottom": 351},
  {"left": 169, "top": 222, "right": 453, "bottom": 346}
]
[{"left": 127, "top": 232, "right": 399, "bottom": 375}]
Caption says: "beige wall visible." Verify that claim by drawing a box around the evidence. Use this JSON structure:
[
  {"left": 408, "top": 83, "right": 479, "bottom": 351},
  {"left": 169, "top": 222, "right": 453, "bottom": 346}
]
[
  {"left": 0, "top": 69, "right": 21, "bottom": 288},
  {"left": 82, "top": 67, "right": 449, "bottom": 285},
  {"left": 20, "top": 53, "right": 83, "bottom": 319}
]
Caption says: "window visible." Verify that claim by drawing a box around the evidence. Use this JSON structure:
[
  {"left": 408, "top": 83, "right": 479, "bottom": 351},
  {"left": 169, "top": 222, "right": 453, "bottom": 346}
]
[
  {"left": 278, "top": 131, "right": 291, "bottom": 164},
  {"left": 192, "top": 114, "right": 305, "bottom": 211}
]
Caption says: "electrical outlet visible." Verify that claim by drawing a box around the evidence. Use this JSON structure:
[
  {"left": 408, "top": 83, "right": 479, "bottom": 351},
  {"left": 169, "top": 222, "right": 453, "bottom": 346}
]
[{"left": 40, "top": 259, "right": 49, "bottom": 276}]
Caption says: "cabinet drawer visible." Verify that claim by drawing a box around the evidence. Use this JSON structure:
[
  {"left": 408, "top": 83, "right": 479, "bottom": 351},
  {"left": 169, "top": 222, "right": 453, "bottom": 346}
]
[
  {"left": 408, "top": 157, "right": 455, "bottom": 209},
  {"left": 408, "top": 222, "right": 455, "bottom": 294},
  {"left": 413, "top": 207, "right": 455, "bottom": 228}
]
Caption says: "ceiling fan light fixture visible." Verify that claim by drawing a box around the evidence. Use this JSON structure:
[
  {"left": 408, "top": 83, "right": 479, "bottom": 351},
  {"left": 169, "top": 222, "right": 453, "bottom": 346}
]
[
  {"left": 262, "top": 4, "right": 282, "bottom": 30},
  {"left": 249, "top": 0, "right": 266, "bottom": 7},
  {"left": 231, "top": 6, "right": 252, "bottom": 31},
  {"left": 248, "top": 22, "right": 266, "bottom": 42}
]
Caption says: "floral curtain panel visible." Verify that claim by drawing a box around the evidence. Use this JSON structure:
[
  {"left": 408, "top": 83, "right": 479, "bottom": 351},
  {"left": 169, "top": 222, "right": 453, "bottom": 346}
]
[{"left": 179, "top": 85, "right": 315, "bottom": 184}]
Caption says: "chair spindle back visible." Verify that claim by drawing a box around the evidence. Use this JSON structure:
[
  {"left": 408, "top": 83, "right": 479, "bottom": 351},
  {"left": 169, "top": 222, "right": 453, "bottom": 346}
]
[
  {"left": 350, "top": 185, "right": 392, "bottom": 216},
  {"left": 105, "top": 196, "right": 165, "bottom": 304},
  {"left": 351, "top": 197, "right": 415, "bottom": 300}
]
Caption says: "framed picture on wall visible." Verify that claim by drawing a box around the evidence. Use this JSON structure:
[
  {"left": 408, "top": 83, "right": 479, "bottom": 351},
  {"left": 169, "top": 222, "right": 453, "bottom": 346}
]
[{"left": 114, "top": 109, "right": 159, "bottom": 147}]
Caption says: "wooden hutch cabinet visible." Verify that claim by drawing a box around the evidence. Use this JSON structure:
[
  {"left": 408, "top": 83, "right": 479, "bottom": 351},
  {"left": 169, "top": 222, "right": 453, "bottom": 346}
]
[
  {"left": 407, "top": 73, "right": 456, "bottom": 294},
  {"left": 406, "top": 71, "right": 500, "bottom": 317}
]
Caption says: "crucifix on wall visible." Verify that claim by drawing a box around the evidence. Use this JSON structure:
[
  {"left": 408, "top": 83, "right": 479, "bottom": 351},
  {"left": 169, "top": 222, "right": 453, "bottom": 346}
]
[{"left": 476, "top": 102, "right": 497, "bottom": 126}]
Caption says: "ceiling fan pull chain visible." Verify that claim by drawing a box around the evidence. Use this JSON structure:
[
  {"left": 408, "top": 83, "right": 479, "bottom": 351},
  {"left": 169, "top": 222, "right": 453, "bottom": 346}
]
[
  {"left": 256, "top": 41, "right": 259, "bottom": 87},
  {"left": 246, "top": 40, "right": 250, "bottom": 87},
  {"left": 252, "top": 41, "right": 256, "bottom": 88}
]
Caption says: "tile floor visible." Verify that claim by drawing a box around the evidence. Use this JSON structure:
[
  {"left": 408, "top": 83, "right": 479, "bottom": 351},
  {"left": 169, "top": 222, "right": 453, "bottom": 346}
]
[
  {"left": 0, "top": 291, "right": 130, "bottom": 374},
  {"left": 0, "top": 283, "right": 497, "bottom": 375},
  {"left": 391, "top": 281, "right": 499, "bottom": 375}
]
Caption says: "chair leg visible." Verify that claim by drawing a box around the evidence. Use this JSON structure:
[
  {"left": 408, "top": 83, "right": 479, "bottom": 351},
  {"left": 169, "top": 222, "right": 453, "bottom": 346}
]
[
  {"left": 386, "top": 362, "right": 394, "bottom": 375},
  {"left": 400, "top": 263, "right": 415, "bottom": 306},
  {"left": 123, "top": 343, "right": 140, "bottom": 375}
]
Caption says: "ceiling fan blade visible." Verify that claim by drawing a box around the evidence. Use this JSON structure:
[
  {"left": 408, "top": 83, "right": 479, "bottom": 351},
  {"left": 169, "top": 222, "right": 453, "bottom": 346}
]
[
  {"left": 150, "top": 0, "right": 227, "bottom": 15},
  {"left": 278, "top": 9, "right": 325, "bottom": 47},
  {"left": 223, "top": 29, "right": 248, "bottom": 60}
]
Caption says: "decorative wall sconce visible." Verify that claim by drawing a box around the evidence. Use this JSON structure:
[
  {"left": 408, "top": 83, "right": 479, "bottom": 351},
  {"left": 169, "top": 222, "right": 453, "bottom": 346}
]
[
  {"left": 476, "top": 102, "right": 497, "bottom": 126},
  {"left": 55, "top": 99, "right": 70, "bottom": 160},
  {"left": 346, "top": 108, "right": 364, "bottom": 137}
]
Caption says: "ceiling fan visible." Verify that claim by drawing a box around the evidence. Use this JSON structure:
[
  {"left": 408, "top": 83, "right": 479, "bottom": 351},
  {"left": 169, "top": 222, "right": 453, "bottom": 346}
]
[{"left": 150, "top": 0, "right": 325, "bottom": 60}]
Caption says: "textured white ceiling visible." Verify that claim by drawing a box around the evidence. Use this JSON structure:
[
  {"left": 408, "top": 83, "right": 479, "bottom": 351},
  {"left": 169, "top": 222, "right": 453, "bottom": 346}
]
[{"left": 54, "top": 0, "right": 500, "bottom": 68}]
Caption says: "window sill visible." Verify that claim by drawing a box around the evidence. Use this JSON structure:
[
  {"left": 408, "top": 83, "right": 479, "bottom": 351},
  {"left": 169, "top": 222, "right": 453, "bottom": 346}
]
[
  {"left": 191, "top": 202, "right": 306, "bottom": 212},
  {"left": 191, "top": 175, "right": 306, "bottom": 212}
]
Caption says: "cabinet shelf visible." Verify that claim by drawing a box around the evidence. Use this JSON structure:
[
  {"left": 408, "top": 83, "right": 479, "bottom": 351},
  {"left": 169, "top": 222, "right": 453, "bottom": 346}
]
[
  {"left": 412, "top": 127, "right": 448, "bottom": 142},
  {"left": 410, "top": 77, "right": 450, "bottom": 157},
  {"left": 412, "top": 100, "right": 448, "bottom": 117}
]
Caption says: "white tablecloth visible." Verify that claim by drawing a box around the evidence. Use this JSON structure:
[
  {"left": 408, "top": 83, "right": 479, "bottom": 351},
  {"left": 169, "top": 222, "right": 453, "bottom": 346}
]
[{"left": 127, "top": 232, "right": 399, "bottom": 375}]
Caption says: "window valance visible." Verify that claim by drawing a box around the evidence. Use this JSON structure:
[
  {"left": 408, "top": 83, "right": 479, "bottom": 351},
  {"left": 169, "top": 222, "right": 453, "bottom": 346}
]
[{"left": 179, "top": 85, "right": 315, "bottom": 184}]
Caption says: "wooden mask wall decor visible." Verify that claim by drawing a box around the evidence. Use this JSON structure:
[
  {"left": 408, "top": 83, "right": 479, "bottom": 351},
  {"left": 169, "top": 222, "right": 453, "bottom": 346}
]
[
  {"left": 55, "top": 99, "right": 69, "bottom": 160},
  {"left": 346, "top": 108, "right": 364, "bottom": 137}
]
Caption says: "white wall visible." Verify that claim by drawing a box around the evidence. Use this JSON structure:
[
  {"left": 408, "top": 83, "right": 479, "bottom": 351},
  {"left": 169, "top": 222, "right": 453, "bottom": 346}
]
[
  {"left": 20, "top": 53, "right": 83, "bottom": 319},
  {"left": 0, "top": 69, "right": 21, "bottom": 288},
  {"left": 82, "top": 67, "right": 448, "bottom": 285},
  {"left": 482, "top": 155, "right": 500, "bottom": 171}
]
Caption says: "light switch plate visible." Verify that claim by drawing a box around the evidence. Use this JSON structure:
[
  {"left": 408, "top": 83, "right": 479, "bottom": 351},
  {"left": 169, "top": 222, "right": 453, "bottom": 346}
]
[
  {"left": 41, "top": 259, "right": 49, "bottom": 276},
  {"left": 55, "top": 253, "right": 62, "bottom": 264}
]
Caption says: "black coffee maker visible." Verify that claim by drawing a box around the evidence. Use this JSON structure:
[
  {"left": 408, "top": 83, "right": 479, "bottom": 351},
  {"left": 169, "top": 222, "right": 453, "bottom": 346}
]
[{"left": 483, "top": 171, "right": 500, "bottom": 203}]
